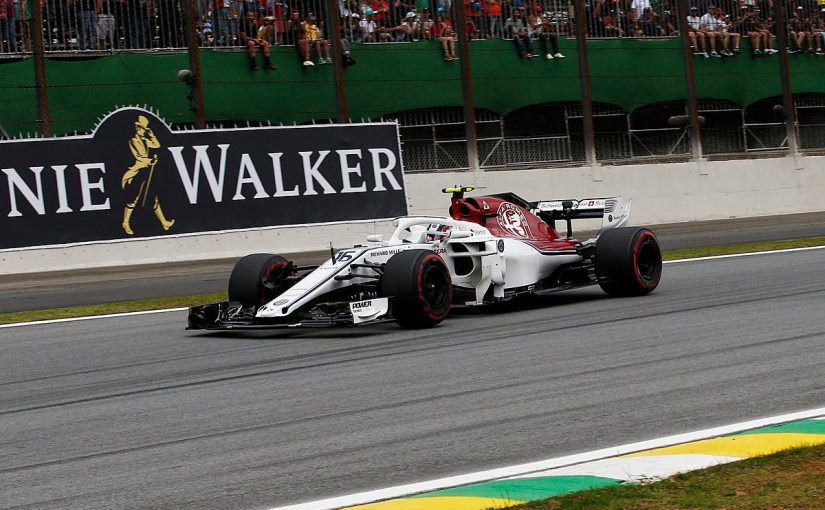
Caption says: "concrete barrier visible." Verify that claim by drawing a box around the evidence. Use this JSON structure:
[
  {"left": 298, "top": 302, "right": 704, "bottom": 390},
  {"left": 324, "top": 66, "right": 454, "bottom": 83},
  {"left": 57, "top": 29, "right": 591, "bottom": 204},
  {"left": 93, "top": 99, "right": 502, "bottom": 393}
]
[{"left": 3, "top": 154, "right": 824, "bottom": 275}]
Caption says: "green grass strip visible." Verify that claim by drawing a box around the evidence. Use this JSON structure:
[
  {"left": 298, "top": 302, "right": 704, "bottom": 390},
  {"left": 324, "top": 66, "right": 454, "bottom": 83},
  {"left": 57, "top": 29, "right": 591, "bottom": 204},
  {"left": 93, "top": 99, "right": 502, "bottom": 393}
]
[
  {"left": 509, "top": 443, "right": 825, "bottom": 510},
  {"left": 2, "top": 237, "right": 824, "bottom": 326},
  {"left": 0, "top": 292, "right": 226, "bottom": 325},
  {"left": 661, "top": 236, "right": 825, "bottom": 261}
]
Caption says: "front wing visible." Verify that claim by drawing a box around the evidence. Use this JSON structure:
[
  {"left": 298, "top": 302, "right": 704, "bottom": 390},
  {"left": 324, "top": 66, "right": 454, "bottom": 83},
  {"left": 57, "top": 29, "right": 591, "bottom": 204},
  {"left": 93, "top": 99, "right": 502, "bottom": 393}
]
[{"left": 187, "top": 297, "right": 394, "bottom": 330}]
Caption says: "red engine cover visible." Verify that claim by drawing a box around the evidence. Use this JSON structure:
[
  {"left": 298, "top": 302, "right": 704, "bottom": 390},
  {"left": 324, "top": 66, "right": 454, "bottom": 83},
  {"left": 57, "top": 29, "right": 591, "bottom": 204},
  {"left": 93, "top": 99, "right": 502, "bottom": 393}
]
[{"left": 449, "top": 196, "right": 579, "bottom": 252}]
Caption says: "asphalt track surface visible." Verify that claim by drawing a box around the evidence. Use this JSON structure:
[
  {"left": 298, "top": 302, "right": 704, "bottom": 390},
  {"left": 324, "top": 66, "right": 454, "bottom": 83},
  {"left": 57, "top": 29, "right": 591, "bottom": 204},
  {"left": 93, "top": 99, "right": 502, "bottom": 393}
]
[
  {"left": 1, "top": 211, "right": 825, "bottom": 313},
  {"left": 1, "top": 247, "right": 824, "bottom": 509}
]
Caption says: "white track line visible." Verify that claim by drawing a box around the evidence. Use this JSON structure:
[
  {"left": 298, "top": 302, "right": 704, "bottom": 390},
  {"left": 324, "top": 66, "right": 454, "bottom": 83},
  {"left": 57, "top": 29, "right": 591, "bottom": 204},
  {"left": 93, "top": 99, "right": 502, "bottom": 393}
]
[
  {"left": 664, "top": 244, "right": 825, "bottom": 264},
  {"left": 3, "top": 244, "right": 824, "bottom": 330},
  {"left": 0, "top": 308, "right": 186, "bottom": 329},
  {"left": 271, "top": 407, "right": 825, "bottom": 510}
]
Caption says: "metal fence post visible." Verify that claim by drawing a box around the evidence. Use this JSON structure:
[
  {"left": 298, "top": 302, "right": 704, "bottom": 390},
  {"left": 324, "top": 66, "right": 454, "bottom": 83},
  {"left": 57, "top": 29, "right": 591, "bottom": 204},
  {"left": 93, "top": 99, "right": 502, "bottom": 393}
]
[
  {"left": 326, "top": 0, "right": 349, "bottom": 123},
  {"left": 453, "top": 5, "right": 481, "bottom": 179},
  {"left": 31, "top": 0, "right": 50, "bottom": 137},
  {"left": 773, "top": 0, "right": 798, "bottom": 154},
  {"left": 183, "top": 0, "right": 206, "bottom": 129},
  {"left": 676, "top": 0, "right": 702, "bottom": 160},
  {"left": 573, "top": 0, "right": 595, "bottom": 166}
]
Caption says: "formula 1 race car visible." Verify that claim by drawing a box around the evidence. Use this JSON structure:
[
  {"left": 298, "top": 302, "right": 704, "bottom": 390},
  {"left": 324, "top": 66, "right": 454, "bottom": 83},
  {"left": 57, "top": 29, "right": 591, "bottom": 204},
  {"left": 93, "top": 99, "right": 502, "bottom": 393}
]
[{"left": 187, "top": 187, "right": 662, "bottom": 330}]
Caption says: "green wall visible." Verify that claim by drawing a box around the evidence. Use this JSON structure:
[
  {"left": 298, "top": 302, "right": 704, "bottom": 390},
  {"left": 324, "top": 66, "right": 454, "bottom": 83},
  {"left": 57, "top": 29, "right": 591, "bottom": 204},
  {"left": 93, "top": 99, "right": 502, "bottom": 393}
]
[{"left": 2, "top": 38, "right": 825, "bottom": 137}]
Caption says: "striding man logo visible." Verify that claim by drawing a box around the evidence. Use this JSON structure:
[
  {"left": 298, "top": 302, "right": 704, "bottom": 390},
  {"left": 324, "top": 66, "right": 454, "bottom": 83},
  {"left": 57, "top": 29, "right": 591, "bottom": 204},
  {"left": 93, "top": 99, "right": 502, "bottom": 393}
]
[{"left": 120, "top": 115, "right": 175, "bottom": 235}]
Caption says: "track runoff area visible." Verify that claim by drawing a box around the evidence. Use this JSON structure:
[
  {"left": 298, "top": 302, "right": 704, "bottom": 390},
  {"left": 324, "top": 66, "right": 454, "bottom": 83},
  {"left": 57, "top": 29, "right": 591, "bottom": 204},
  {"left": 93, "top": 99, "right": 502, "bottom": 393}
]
[{"left": 4, "top": 247, "right": 825, "bottom": 510}]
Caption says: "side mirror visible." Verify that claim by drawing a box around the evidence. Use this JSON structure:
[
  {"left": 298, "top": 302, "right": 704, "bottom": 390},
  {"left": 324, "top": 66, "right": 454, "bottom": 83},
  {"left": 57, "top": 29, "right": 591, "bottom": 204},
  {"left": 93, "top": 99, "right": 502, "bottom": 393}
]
[
  {"left": 447, "top": 230, "right": 474, "bottom": 239},
  {"left": 366, "top": 234, "right": 383, "bottom": 242}
]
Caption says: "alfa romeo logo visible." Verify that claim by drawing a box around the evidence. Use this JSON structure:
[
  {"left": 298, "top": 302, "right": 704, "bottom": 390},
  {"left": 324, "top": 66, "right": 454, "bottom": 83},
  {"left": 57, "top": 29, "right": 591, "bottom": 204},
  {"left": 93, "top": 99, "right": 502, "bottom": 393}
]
[{"left": 496, "top": 202, "right": 532, "bottom": 238}]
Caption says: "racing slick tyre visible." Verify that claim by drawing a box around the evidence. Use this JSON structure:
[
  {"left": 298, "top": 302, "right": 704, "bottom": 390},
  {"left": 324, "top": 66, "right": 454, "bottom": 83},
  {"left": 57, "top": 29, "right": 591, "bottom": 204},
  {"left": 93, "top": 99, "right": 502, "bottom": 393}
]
[
  {"left": 595, "top": 227, "right": 662, "bottom": 297},
  {"left": 228, "top": 253, "right": 293, "bottom": 307},
  {"left": 381, "top": 249, "right": 452, "bottom": 329}
]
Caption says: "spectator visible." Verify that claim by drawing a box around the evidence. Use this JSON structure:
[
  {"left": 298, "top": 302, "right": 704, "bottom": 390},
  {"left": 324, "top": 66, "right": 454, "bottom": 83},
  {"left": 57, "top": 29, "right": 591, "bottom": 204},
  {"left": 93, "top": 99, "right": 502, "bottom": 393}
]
[
  {"left": 242, "top": 0, "right": 261, "bottom": 17},
  {"left": 199, "top": 18, "right": 215, "bottom": 46},
  {"left": 718, "top": 9, "right": 741, "bottom": 54},
  {"left": 97, "top": 0, "right": 117, "bottom": 50},
  {"left": 687, "top": 6, "right": 708, "bottom": 57},
  {"left": 630, "top": 0, "right": 651, "bottom": 21},
  {"left": 416, "top": 8, "right": 433, "bottom": 39},
  {"left": 436, "top": 0, "right": 451, "bottom": 17},
  {"left": 485, "top": 0, "right": 502, "bottom": 38},
  {"left": 810, "top": 9, "right": 824, "bottom": 54},
  {"left": 661, "top": 7, "right": 678, "bottom": 36},
  {"left": 338, "top": 24, "right": 358, "bottom": 66},
  {"left": 602, "top": 9, "right": 625, "bottom": 37},
  {"left": 378, "top": 11, "right": 416, "bottom": 40},
  {"left": 699, "top": 5, "right": 726, "bottom": 57},
  {"left": 392, "top": 0, "right": 413, "bottom": 20},
  {"left": 372, "top": 0, "right": 391, "bottom": 23},
  {"left": 287, "top": 11, "right": 314, "bottom": 65},
  {"left": 788, "top": 7, "right": 809, "bottom": 53},
  {"left": 241, "top": 10, "right": 276, "bottom": 69},
  {"left": 431, "top": 12, "right": 458, "bottom": 59},
  {"left": 359, "top": 10, "right": 378, "bottom": 41},
  {"left": 272, "top": 0, "right": 287, "bottom": 44},
  {"left": 735, "top": 6, "right": 764, "bottom": 55},
  {"left": 750, "top": 7, "right": 777, "bottom": 55},
  {"left": 636, "top": 7, "right": 663, "bottom": 37},
  {"left": 527, "top": 6, "right": 565, "bottom": 59},
  {"left": 305, "top": 13, "right": 332, "bottom": 63},
  {"left": 75, "top": 0, "right": 98, "bottom": 50},
  {"left": 0, "top": 0, "right": 16, "bottom": 53},
  {"left": 213, "top": 0, "right": 239, "bottom": 46},
  {"left": 464, "top": 0, "right": 482, "bottom": 38},
  {"left": 504, "top": 7, "right": 537, "bottom": 57}
]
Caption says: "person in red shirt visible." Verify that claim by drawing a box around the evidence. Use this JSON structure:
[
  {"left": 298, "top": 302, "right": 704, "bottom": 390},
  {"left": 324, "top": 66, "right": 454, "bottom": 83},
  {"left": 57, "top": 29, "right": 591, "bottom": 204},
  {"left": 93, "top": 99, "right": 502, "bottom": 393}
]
[
  {"left": 463, "top": 0, "right": 482, "bottom": 38},
  {"left": 431, "top": 12, "right": 458, "bottom": 59},
  {"left": 485, "top": 0, "right": 503, "bottom": 37},
  {"left": 372, "top": 0, "right": 391, "bottom": 23}
]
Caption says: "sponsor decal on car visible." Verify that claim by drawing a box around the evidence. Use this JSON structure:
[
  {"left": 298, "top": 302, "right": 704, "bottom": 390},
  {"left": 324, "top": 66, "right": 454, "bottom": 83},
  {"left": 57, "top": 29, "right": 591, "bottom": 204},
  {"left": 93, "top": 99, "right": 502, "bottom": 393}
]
[
  {"left": 349, "top": 297, "right": 390, "bottom": 324},
  {"left": 497, "top": 202, "right": 532, "bottom": 239}
]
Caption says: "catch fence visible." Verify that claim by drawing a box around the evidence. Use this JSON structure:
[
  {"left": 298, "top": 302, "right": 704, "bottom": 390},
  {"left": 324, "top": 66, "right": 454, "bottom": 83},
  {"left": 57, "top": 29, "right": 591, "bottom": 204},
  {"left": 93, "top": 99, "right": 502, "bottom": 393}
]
[{"left": 2, "top": 0, "right": 825, "bottom": 171}]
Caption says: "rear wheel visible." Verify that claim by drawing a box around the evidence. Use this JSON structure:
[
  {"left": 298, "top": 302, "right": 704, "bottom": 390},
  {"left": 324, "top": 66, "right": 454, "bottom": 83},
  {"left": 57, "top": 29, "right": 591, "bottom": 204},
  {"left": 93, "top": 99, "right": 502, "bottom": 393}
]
[
  {"left": 228, "top": 253, "right": 293, "bottom": 307},
  {"left": 595, "top": 227, "right": 662, "bottom": 297},
  {"left": 381, "top": 249, "right": 452, "bottom": 328}
]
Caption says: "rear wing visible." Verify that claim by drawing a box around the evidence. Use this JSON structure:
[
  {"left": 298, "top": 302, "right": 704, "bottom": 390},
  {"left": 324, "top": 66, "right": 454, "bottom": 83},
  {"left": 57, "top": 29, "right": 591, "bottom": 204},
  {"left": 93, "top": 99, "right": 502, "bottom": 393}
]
[{"left": 533, "top": 197, "right": 632, "bottom": 235}]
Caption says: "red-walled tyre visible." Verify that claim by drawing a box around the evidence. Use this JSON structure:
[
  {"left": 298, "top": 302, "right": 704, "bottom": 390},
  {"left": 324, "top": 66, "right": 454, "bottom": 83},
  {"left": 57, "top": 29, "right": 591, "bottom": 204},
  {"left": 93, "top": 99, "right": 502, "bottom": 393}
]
[
  {"left": 381, "top": 249, "right": 452, "bottom": 328},
  {"left": 595, "top": 227, "right": 662, "bottom": 297},
  {"left": 228, "top": 253, "right": 293, "bottom": 307}
]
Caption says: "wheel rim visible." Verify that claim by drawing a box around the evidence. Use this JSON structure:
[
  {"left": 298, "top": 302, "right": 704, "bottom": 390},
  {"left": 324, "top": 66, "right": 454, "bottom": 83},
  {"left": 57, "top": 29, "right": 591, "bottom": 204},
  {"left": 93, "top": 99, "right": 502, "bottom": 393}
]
[
  {"left": 259, "top": 261, "right": 287, "bottom": 304},
  {"left": 421, "top": 264, "right": 450, "bottom": 313},
  {"left": 635, "top": 235, "right": 660, "bottom": 283}
]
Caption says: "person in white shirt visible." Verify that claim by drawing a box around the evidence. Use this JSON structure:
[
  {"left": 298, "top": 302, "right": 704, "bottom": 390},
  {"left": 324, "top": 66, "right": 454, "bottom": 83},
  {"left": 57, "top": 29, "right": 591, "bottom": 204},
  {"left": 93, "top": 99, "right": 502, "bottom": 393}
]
[
  {"left": 359, "top": 12, "right": 378, "bottom": 42},
  {"left": 631, "top": 0, "right": 651, "bottom": 21},
  {"left": 687, "top": 6, "right": 708, "bottom": 57},
  {"left": 698, "top": 5, "right": 727, "bottom": 57}
]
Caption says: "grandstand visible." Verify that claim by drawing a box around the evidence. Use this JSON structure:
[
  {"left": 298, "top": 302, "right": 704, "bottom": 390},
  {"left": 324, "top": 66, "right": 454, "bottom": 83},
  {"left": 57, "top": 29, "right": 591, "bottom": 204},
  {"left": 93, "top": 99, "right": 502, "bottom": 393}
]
[{"left": 2, "top": 0, "right": 825, "bottom": 170}]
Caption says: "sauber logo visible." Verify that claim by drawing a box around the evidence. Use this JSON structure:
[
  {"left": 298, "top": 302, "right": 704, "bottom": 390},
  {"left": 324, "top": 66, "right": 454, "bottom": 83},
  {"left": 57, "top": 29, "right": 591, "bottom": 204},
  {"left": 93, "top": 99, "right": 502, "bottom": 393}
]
[{"left": 496, "top": 202, "right": 532, "bottom": 239}]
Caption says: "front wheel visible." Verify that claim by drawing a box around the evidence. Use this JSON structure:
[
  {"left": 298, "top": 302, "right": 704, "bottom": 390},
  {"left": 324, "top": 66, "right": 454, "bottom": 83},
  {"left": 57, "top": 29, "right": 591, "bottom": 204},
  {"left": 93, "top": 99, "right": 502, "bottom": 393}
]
[
  {"left": 381, "top": 249, "right": 452, "bottom": 328},
  {"left": 595, "top": 227, "right": 662, "bottom": 297},
  {"left": 228, "top": 253, "right": 294, "bottom": 307}
]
